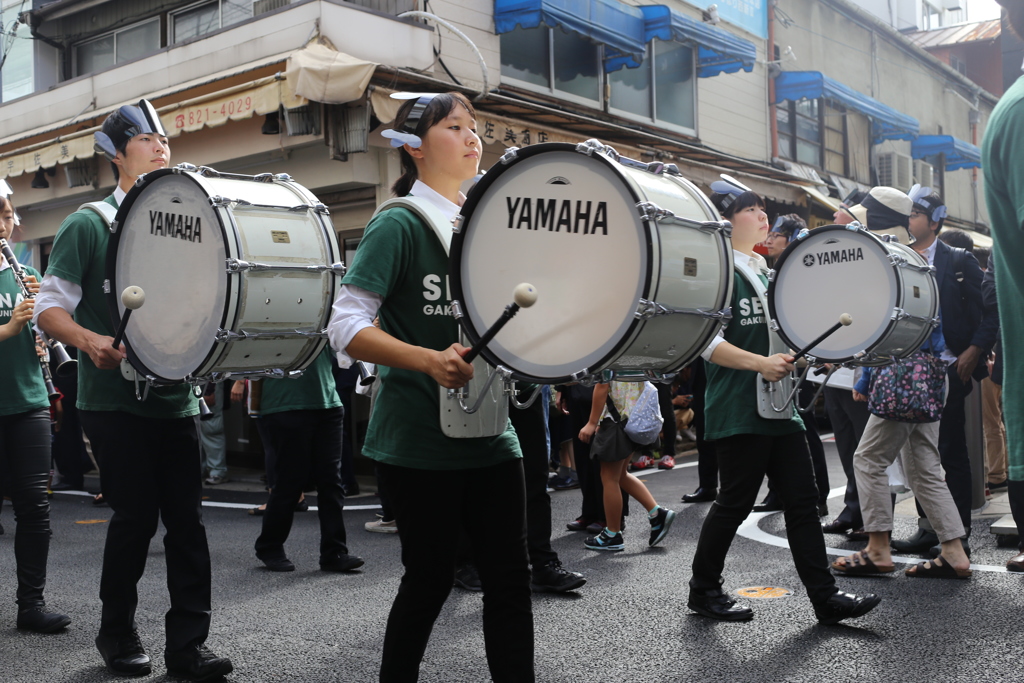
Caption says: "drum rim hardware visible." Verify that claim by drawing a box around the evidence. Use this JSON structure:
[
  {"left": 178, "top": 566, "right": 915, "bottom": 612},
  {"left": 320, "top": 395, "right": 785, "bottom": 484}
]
[
  {"left": 634, "top": 299, "right": 733, "bottom": 323},
  {"left": 224, "top": 257, "right": 344, "bottom": 274}
]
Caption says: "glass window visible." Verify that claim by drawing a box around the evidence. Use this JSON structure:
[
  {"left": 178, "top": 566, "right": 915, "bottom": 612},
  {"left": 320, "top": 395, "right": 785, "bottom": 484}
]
[
  {"left": 552, "top": 29, "right": 599, "bottom": 101},
  {"left": 776, "top": 106, "right": 793, "bottom": 135},
  {"left": 1, "top": 6, "right": 34, "bottom": 101},
  {"left": 117, "top": 19, "right": 161, "bottom": 63},
  {"left": 173, "top": 0, "right": 253, "bottom": 44},
  {"left": 500, "top": 27, "right": 550, "bottom": 89},
  {"left": 608, "top": 49, "right": 652, "bottom": 119},
  {"left": 74, "top": 18, "right": 160, "bottom": 76},
  {"left": 653, "top": 40, "right": 694, "bottom": 131}
]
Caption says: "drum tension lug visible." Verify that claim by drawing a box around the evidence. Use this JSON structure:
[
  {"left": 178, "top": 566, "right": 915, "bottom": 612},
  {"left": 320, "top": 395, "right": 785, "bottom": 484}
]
[
  {"left": 450, "top": 300, "right": 464, "bottom": 320},
  {"left": 173, "top": 163, "right": 198, "bottom": 173},
  {"left": 198, "top": 166, "right": 221, "bottom": 178},
  {"left": 253, "top": 173, "right": 274, "bottom": 183},
  {"left": 499, "top": 147, "right": 520, "bottom": 165},
  {"left": 103, "top": 279, "right": 111, "bottom": 294},
  {"left": 210, "top": 196, "right": 232, "bottom": 208},
  {"left": 452, "top": 215, "right": 464, "bottom": 234}
]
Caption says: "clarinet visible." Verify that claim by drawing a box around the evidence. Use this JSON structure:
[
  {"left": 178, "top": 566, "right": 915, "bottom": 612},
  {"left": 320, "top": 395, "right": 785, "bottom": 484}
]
[{"left": 0, "top": 237, "right": 78, "bottom": 383}]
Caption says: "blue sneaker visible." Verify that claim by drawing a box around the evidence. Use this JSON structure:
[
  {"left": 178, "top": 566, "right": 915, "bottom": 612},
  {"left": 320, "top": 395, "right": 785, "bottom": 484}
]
[
  {"left": 584, "top": 529, "right": 624, "bottom": 552},
  {"left": 648, "top": 507, "right": 676, "bottom": 547}
]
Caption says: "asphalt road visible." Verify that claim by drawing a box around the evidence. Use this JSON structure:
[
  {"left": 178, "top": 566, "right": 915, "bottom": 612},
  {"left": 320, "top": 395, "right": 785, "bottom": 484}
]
[{"left": 1, "top": 441, "right": 1021, "bottom": 683}]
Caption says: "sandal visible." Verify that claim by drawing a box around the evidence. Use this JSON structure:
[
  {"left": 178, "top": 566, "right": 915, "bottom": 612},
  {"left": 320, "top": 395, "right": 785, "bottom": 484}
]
[
  {"left": 831, "top": 550, "right": 895, "bottom": 575},
  {"left": 92, "top": 494, "right": 106, "bottom": 507},
  {"left": 247, "top": 506, "right": 266, "bottom": 516},
  {"left": 905, "top": 555, "right": 972, "bottom": 580}
]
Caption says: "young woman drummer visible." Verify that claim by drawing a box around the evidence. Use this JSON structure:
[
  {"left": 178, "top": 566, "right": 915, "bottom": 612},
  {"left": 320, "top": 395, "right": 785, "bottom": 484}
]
[
  {"left": 0, "top": 193, "right": 71, "bottom": 633},
  {"left": 685, "top": 176, "right": 880, "bottom": 625},
  {"left": 326, "top": 92, "right": 534, "bottom": 682}
]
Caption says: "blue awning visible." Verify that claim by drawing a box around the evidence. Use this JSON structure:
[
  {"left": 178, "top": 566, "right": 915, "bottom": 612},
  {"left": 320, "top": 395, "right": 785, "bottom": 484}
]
[
  {"left": 911, "top": 135, "right": 982, "bottom": 171},
  {"left": 606, "top": 5, "right": 757, "bottom": 77},
  {"left": 775, "top": 71, "right": 919, "bottom": 143},
  {"left": 494, "top": 0, "right": 646, "bottom": 62}
]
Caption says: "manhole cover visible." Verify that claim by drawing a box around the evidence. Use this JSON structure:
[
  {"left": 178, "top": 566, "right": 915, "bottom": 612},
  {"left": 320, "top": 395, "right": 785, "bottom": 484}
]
[{"left": 734, "top": 586, "right": 793, "bottom": 599}]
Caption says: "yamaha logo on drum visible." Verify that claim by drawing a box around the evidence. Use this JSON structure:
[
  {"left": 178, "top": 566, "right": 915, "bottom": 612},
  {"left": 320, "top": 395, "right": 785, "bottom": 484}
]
[
  {"left": 811, "top": 247, "right": 864, "bottom": 266},
  {"left": 506, "top": 197, "right": 609, "bottom": 235},
  {"left": 803, "top": 254, "right": 815, "bottom": 267},
  {"left": 149, "top": 210, "right": 202, "bottom": 243}
]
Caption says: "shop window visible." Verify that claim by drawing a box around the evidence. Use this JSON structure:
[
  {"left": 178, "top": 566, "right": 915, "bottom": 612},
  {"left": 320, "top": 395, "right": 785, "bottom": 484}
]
[
  {"left": 74, "top": 18, "right": 161, "bottom": 76},
  {"left": 608, "top": 39, "right": 696, "bottom": 135},
  {"left": 172, "top": 0, "right": 254, "bottom": 44},
  {"left": 500, "top": 26, "right": 601, "bottom": 106}
]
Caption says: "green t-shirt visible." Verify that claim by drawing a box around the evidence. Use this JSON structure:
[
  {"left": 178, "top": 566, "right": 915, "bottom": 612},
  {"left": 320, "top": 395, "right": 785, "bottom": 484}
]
[
  {"left": 0, "top": 264, "right": 49, "bottom": 416},
  {"left": 982, "top": 74, "right": 1024, "bottom": 481},
  {"left": 258, "top": 348, "right": 341, "bottom": 415},
  {"left": 704, "top": 269, "right": 804, "bottom": 441},
  {"left": 341, "top": 206, "right": 521, "bottom": 470},
  {"left": 46, "top": 196, "right": 198, "bottom": 418}
]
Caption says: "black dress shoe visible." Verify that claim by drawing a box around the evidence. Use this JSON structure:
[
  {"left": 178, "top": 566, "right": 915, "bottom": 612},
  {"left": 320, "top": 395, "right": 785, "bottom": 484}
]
[
  {"left": 927, "top": 538, "right": 970, "bottom": 559},
  {"left": 566, "top": 517, "right": 591, "bottom": 532},
  {"left": 891, "top": 528, "right": 939, "bottom": 554},
  {"left": 813, "top": 591, "right": 881, "bottom": 625},
  {"left": 682, "top": 487, "right": 717, "bottom": 503},
  {"left": 453, "top": 564, "right": 482, "bottom": 591},
  {"left": 257, "top": 554, "right": 295, "bottom": 572},
  {"left": 687, "top": 589, "right": 754, "bottom": 621},
  {"left": 165, "top": 644, "right": 233, "bottom": 682},
  {"left": 531, "top": 560, "right": 586, "bottom": 593},
  {"left": 822, "top": 519, "right": 853, "bottom": 534},
  {"left": 96, "top": 630, "right": 152, "bottom": 676},
  {"left": 752, "top": 493, "right": 783, "bottom": 513},
  {"left": 320, "top": 554, "right": 365, "bottom": 572},
  {"left": 17, "top": 605, "right": 71, "bottom": 633},
  {"left": 817, "top": 504, "right": 830, "bottom": 517}
]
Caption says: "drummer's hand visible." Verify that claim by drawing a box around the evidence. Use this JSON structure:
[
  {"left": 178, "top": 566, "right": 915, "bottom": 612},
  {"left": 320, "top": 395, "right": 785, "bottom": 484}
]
[
  {"left": 579, "top": 421, "right": 598, "bottom": 444},
  {"left": 85, "top": 333, "right": 125, "bottom": 370},
  {"left": 23, "top": 274, "right": 40, "bottom": 295},
  {"left": 555, "top": 391, "right": 569, "bottom": 415},
  {"left": 428, "top": 343, "right": 474, "bottom": 389},
  {"left": 852, "top": 390, "right": 867, "bottom": 402},
  {"left": 230, "top": 380, "right": 246, "bottom": 403},
  {"left": 955, "top": 345, "right": 982, "bottom": 385},
  {"left": 759, "top": 353, "right": 795, "bottom": 383}
]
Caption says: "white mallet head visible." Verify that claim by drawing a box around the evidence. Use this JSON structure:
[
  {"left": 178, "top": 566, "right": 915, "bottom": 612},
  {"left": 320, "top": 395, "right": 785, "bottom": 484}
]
[
  {"left": 513, "top": 283, "right": 538, "bottom": 308},
  {"left": 839, "top": 313, "right": 853, "bottom": 326},
  {"left": 121, "top": 286, "right": 146, "bottom": 311}
]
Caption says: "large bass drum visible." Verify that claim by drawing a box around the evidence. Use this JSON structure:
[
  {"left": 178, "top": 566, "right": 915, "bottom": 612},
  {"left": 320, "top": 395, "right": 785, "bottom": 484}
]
[
  {"left": 106, "top": 165, "right": 343, "bottom": 384},
  {"left": 767, "top": 224, "right": 938, "bottom": 366},
  {"left": 450, "top": 140, "right": 732, "bottom": 385}
]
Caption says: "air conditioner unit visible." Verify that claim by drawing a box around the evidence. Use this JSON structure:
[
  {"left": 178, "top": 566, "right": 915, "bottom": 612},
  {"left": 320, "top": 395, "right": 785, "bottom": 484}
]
[
  {"left": 913, "top": 160, "right": 934, "bottom": 189},
  {"left": 876, "top": 151, "right": 912, "bottom": 190},
  {"left": 63, "top": 159, "right": 96, "bottom": 188}
]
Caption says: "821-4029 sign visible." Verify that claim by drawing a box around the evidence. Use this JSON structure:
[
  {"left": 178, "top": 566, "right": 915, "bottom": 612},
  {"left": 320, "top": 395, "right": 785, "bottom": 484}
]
[{"left": 173, "top": 96, "right": 254, "bottom": 130}]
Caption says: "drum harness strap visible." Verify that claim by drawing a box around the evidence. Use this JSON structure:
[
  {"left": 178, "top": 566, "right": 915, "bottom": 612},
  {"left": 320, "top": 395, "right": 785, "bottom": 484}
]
[{"left": 733, "top": 258, "right": 797, "bottom": 420}]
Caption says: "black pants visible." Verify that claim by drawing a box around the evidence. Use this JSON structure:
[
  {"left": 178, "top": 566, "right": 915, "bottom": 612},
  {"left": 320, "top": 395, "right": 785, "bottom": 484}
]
[
  {"left": 0, "top": 409, "right": 52, "bottom": 608},
  {"left": 824, "top": 387, "right": 870, "bottom": 527},
  {"left": 690, "top": 431, "right": 836, "bottom": 606},
  {"left": 563, "top": 385, "right": 603, "bottom": 521},
  {"left": 692, "top": 362, "right": 718, "bottom": 491},
  {"left": 52, "top": 369, "right": 90, "bottom": 488},
  {"left": 657, "top": 383, "right": 676, "bottom": 456},
  {"left": 1009, "top": 479, "right": 1024, "bottom": 552},
  {"left": 377, "top": 458, "right": 533, "bottom": 683},
  {"left": 508, "top": 397, "right": 557, "bottom": 568},
  {"left": 80, "top": 411, "right": 211, "bottom": 653},
  {"left": 764, "top": 385, "right": 828, "bottom": 507},
  {"left": 255, "top": 407, "right": 349, "bottom": 562},
  {"left": 918, "top": 368, "right": 974, "bottom": 536}
]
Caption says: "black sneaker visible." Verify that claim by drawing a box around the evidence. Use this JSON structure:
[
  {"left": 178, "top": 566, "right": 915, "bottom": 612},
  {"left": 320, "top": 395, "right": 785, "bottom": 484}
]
[
  {"left": 584, "top": 529, "right": 624, "bottom": 552},
  {"left": 320, "top": 554, "right": 365, "bottom": 572},
  {"left": 96, "top": 630, "right": 151, "bottom": 676},
  {"left": 648, "top": 507, "right": 676, "bottom": 547},
  {"left": 17, "top": 605, "right": 71, "bottom": 633},
  {"left": 453, "top": 564, "right": 482, "bottom": 591},
  {"left": 531, "top": 560, "right": 586, "bottom": 593},
  {"left": 165, "top": 643, "right": 233, "bottom": 682}
]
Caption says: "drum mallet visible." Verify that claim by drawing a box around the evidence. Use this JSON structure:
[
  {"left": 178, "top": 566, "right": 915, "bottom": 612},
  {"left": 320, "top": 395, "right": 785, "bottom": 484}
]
[
  {"left": 791, "top": 313, "right": 852, "bottom": 362},
  {"left": 112, "top": 286, "right": 146, "bottom": 350},
  {"left": 463, "top": 283, "right": 538, "bottom": 364}
]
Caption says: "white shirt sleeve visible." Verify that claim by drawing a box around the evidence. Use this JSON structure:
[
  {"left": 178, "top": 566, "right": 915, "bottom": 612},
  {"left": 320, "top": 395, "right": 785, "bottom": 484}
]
[
  {"left": 700, "top": 331, "right": 726, "bottom": 363},
  {"left": 32, "top": 274, "right": 82, "bottom": 324},
  {"left": 327, "top": 284, "right": 383, "bottom": 368}
]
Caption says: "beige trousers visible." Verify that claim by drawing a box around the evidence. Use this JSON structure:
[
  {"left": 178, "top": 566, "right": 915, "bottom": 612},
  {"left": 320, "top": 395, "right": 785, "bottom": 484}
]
[
  {"left": 982, "top": 377, "right": 1008, "bottom": 484},
  {"left": 853, "top": 415, "right": 965, "bottom": 542}
]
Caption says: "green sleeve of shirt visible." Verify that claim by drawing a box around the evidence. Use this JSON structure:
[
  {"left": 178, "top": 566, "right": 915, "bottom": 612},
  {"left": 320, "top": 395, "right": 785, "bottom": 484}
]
[
  {"left": 46, "top": 209, "right": 106, "bottom": 288},
  {"left": 341, "top": 208, "right": 417, "bottom": 298}
]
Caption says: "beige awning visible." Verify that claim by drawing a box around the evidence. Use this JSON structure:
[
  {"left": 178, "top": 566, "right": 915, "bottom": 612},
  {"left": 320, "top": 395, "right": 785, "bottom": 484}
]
[
  {"left": 1, "top": 75, "right": 306, "bottom": 179},
  {"left": 803, "top": 185, "right": 841, "bottom": 213},
  {"left": 285, "top": 42, "right": 377, "bottom": 105}
]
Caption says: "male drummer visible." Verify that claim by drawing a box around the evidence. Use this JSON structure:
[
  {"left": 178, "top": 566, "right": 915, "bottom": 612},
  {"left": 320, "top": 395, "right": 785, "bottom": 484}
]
[
  {"left": 34, "top": 101, "right": 233, "bottom": 681},
  {"left": 764, "top": 213, "right": 803, "bottom": 261}
]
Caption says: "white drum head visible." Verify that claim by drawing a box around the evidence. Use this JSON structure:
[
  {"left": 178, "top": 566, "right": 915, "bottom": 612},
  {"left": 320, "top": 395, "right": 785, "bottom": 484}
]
[
  {"left": 769, "top": 227, "right": 897, "bottom": 361},
  {"left": 454, "top": 148, "right": 649, "bottom": 381},
  {"left": 112, "top": 172, "right": 228, "bottom": 381}
]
